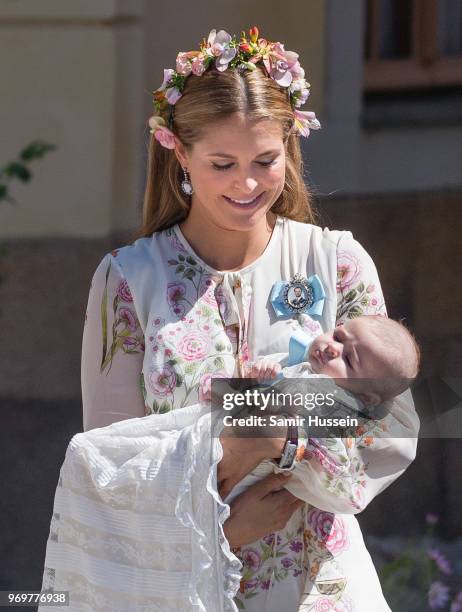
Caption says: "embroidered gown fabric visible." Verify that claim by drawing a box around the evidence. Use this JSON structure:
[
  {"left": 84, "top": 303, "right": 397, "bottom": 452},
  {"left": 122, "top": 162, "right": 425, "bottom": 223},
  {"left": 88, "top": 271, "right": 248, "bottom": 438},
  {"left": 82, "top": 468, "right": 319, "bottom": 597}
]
[{"left": 47, "top": 217, "right": 419, "bottom": 611}]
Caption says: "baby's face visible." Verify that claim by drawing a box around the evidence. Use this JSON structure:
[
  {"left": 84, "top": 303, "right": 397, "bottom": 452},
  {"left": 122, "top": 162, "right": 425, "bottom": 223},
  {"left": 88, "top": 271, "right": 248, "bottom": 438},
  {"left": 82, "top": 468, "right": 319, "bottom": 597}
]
[{"left": 308, "top": 318, "right": 388, "bottom": 380}]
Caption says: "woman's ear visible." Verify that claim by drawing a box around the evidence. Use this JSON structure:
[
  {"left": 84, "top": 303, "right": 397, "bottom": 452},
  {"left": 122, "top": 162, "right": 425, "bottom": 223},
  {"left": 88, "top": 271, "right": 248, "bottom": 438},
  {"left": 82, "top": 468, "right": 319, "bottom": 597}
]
[{"left": 173, "top": 137, "right": 188, "bottom": 169}]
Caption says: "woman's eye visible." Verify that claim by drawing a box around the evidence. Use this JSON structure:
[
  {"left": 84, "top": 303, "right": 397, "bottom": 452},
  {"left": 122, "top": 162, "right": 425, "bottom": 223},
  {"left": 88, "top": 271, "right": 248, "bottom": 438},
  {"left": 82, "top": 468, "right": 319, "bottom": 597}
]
[
  {"left": 212, "top": 163, "right": 233, "bottom": 171},
  {"left": 212, "top": 160, "right": 276, "bottom": 171}
]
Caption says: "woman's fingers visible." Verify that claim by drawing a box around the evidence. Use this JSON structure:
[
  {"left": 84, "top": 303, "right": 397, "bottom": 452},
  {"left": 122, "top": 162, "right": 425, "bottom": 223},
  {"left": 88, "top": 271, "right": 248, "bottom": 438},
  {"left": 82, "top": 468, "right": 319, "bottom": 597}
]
[
  {"left": 223, "top": 473, "right": 304, "bottom": 547},
  {"left": 246, "top": 471, "right": 293, "bottom": 499}
]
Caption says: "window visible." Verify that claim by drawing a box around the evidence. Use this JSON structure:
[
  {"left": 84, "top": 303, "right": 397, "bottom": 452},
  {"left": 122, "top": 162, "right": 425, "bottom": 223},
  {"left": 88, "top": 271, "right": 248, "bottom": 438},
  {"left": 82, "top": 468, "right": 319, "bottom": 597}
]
[{"left": 364, "top": 0, "right": 462, "bottom": 91}]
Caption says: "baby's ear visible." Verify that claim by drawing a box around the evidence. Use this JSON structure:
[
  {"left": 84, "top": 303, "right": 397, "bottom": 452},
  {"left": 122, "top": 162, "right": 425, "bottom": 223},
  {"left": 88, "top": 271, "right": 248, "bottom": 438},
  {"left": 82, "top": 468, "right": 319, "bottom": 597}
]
[{"left": 358, "top": 391, "right": 382, "bottom": 407}]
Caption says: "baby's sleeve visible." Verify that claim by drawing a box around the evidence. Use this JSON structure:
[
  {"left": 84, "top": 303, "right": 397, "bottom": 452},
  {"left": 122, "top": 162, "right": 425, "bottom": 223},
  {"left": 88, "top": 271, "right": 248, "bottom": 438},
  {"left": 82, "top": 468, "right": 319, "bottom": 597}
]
[{"left": 81, "top": 253, "right": 146, "bottom": 431}]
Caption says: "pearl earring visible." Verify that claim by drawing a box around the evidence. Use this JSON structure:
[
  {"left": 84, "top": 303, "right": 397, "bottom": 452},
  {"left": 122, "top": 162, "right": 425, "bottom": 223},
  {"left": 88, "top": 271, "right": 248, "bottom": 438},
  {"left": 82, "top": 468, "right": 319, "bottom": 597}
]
[{"left": 181, "top": 167, "right": 194, "bottom": 195}]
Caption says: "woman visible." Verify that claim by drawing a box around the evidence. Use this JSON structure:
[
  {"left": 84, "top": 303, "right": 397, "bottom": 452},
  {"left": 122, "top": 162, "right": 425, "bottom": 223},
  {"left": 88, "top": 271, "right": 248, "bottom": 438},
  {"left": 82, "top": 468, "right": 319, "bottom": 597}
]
[{"left": 42, "top": 27, "right": 419, "bottom": 611}]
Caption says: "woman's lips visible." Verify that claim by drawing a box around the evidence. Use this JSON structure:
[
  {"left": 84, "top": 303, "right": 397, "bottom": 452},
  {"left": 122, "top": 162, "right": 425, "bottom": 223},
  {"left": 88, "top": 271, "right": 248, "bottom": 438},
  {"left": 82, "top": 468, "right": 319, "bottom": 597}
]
[{"left": 223, "top": 192, "right": 265, "bottom": 208}]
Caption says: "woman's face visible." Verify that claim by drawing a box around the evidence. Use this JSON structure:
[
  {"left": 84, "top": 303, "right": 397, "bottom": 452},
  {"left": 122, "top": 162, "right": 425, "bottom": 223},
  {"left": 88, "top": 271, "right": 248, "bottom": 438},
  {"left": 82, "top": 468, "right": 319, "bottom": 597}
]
[{"left": 174, "top": 113, "right": 286, "bottom": 233}]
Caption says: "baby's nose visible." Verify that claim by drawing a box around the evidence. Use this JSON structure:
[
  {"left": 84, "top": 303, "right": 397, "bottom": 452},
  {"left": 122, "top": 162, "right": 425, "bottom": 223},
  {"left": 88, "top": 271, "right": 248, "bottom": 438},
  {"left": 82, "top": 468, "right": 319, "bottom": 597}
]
[{"left": 325, "top": 341, "right": 341, "bottom": 359}]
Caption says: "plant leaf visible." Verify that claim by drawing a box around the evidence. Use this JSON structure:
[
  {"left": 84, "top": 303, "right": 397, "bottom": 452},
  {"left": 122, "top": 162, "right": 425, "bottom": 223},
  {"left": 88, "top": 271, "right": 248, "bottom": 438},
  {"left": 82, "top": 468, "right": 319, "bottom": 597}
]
[
  {"left": 4, "top": 162, "right": 31, "bottom": 182},
  {"left": 19, "top": 141, "right": 57, "bottom": 161}
]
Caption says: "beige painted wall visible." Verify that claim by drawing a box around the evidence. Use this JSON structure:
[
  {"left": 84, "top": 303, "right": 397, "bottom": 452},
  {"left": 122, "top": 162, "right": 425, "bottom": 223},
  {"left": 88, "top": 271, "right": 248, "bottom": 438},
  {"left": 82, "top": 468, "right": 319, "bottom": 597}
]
[{"left": 0, "top": 0, "right": 145, "bottom": 238}]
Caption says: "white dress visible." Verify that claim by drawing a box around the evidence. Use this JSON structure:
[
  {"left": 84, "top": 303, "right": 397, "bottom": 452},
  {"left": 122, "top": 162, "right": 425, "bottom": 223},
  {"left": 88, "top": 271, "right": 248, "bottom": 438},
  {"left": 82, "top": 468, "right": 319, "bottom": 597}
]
[{"left": 41, "top": 216, "right": 419, "bottom": 611}]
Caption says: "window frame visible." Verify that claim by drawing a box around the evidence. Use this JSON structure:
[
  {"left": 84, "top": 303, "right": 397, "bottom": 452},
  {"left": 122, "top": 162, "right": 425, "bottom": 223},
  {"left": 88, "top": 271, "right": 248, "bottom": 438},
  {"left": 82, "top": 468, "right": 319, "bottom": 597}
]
[{"left": 364, "top": 0, "right": 462, "bottom": 92}]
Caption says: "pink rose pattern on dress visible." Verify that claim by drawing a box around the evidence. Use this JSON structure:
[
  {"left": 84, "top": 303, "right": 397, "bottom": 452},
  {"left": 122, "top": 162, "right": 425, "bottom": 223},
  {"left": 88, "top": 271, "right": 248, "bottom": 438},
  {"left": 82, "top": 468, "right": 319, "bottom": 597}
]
[
  {"left": 147, "top": 363, "right": 177, "bottom": 400},
  {"left": 178, "top": 330, "right": 211, "bottom": 361},
  {"left": 336, "top": 250, "right": 387, "bottom": 322},
  {"left": 306, "top": 509, "right": 349, "bottom": 556},
  {"left": 198, "top": 370, "right": 227, "bottom": 403},
  {"left": 313, "top": 596, "right": 355, "bottom": 611},
  {"left": 337, "top": 251, "right": 361, "bottom": 292}
]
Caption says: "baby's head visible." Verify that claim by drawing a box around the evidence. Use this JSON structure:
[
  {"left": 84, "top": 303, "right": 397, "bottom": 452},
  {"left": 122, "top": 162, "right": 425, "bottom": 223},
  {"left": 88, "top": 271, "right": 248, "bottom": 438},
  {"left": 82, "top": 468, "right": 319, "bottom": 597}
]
[{"left": 307, "top": 315, "right": 420, "bottom": 406}]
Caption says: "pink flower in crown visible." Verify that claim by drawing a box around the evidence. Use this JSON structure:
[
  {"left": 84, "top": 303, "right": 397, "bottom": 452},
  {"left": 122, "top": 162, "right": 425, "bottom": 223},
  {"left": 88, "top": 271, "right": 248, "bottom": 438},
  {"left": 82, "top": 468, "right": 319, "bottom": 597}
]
[
  {"left": 294, "top": 109, "right": 321, "bottom": 138},
  {"left": 176, "top": 52, "right": 193, "bottom": 76},
  {"left": 154, "top": 126, "right": 176, "bottom": 149},
  {"left": 306, "top": 509, "right": 349, "bottom": 555},
  {"left": 199, "top": 370, "right": 228, "bottom": 403},
  {"left": 117, "top": 279, "right": 133, "bottom": 303},
  {"left": 263, "top": 42, "right": 300, "bottom": 87},
  {"left": 156, "top": 68, "right": 175, "bottom": 92},
  {"left": 119, "top": 307, "right": 138, "bottom": 331},
  {"left": 206, "top": 29, "right": 237, "bottom": 71},
  {"left": 337, "top": 251, "right": 361, "bottom": 292},
  {"left": 178, "top": 330, "right": 211, "bottom": 361},
  {"left": 165, "top": 87, "right": 182, "bottom": 105},
  {"left": 191, "top": 54, "right": 207, "bottom": 76},
  {"left": 290, "top": 77, "right": 311, "bottom": 108},
  {"left": 148, "top": 363, "right": 177, "bottom": 396}
]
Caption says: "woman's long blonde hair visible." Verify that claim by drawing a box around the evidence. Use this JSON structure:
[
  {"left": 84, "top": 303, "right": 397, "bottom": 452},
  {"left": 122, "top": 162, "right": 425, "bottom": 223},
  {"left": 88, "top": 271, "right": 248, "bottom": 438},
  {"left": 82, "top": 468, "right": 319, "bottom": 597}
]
[{"left": 133, "top": 65, "right": 317, "bottom": 240}]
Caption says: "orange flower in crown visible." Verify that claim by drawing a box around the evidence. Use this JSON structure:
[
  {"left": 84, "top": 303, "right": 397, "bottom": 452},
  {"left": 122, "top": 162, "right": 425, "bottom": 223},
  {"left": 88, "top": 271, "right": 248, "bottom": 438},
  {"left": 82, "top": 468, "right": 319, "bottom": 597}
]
[{"left": 148, "top": 25, "right": 321, "bottom": 148}]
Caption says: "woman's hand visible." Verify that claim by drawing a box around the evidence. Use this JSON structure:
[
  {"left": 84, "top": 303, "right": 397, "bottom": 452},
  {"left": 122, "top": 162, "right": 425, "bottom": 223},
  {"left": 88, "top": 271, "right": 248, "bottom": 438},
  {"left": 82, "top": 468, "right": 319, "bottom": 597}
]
[
  {"left": 218, "top": 434, "right": 286, "bottom": 500},
  {"left": 223, "top": 472, "right": 304, "bottom": 548}
]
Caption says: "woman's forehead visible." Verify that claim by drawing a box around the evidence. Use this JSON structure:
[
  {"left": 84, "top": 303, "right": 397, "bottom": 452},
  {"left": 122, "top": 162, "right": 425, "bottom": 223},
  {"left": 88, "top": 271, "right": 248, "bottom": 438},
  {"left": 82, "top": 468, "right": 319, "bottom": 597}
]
[{"left": 196, "top": 117, "right": 284, "bottom": 151}]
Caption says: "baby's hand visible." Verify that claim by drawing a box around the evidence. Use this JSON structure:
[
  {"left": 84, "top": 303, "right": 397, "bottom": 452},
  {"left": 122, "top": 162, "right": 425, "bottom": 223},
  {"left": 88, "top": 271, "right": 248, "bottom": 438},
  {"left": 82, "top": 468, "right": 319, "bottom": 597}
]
[{"left": 243, "top": 359, "right": 282, "bottom": 381}]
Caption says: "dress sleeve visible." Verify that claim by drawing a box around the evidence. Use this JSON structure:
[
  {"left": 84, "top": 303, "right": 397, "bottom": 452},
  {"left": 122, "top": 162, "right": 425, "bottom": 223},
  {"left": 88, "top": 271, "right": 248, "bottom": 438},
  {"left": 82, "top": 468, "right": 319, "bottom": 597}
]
[
  {"left": 81, "top": 253, "right": 146, "bottom": 431},
  {"left": 281, "top": 232, "right": 420, "bottom": 513}
]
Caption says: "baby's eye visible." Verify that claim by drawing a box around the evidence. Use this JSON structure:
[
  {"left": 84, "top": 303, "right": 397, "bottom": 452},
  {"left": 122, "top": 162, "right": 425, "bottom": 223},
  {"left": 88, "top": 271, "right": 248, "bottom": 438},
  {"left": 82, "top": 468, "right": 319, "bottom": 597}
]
[{"left": 344, "top": 354, "right": 352, "bottom": 368}]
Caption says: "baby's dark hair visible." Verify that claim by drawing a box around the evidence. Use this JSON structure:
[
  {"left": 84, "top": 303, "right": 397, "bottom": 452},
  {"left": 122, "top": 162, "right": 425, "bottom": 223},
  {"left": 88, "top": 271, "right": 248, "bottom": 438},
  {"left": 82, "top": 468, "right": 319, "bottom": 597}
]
[{"left": 358, "top": 315, "right": 421, "bottom": 402}]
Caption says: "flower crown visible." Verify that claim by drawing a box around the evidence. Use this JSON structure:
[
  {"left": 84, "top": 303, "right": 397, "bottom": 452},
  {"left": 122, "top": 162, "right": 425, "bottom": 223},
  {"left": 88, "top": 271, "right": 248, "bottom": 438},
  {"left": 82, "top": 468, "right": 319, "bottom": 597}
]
[{"left": 148, "top": 26, "right": 321, "bottom": 149}]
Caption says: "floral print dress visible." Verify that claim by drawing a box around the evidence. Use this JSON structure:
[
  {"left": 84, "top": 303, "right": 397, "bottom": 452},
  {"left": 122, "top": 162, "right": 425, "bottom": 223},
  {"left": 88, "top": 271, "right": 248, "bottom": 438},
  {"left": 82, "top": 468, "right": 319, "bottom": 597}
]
[{"left": 81, "top": 216, "right": 419, "bottom": 611}]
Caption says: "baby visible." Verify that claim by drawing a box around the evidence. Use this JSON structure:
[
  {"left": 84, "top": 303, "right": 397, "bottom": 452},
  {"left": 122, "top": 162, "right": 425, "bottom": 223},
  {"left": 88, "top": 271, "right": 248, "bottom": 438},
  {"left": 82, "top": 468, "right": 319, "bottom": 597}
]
[
  {"left": 244, "top": 314, "right": 421, "bottom": 408},
  {"left": 227, "top": 315, "right": 420, "bottom": 608}
]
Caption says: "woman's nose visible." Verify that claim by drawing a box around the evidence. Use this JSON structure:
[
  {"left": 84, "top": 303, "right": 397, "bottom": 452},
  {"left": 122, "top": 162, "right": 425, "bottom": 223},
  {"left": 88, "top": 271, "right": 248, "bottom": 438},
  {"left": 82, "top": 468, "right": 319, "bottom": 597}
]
[{"left": 234, "top": 175, "right": 258, "bottom": 194}]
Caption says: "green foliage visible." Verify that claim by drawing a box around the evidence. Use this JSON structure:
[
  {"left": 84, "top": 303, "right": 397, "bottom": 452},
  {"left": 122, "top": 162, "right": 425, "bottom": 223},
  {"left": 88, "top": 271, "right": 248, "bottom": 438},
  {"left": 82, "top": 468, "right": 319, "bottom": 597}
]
[
  {"left": 0, "top": 140, "right": 56, "bottom": 205},
  {"left": 0, "top": 140, "right": 57, "bottom": 290}
]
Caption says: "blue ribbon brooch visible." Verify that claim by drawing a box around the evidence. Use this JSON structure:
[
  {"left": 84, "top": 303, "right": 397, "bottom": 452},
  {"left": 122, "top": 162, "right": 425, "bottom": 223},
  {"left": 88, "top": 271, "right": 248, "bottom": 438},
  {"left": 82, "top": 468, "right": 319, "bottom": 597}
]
[{"left": 270, "top": 273, "right": 326, "bottom": 319}]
